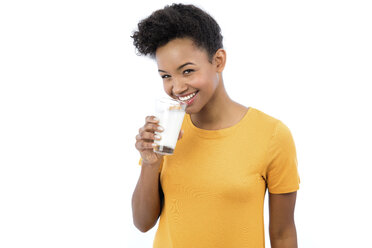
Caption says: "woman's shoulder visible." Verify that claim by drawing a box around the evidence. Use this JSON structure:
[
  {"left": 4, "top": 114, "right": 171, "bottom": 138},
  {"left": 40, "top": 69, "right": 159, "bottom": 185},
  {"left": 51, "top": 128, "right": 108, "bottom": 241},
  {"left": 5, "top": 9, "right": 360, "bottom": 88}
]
[
  {"left": 246, "top": 107, "right": 294, "bottom": 138},
  {"left": 249, "top": 107, "right": 281, "bottom": 125}
]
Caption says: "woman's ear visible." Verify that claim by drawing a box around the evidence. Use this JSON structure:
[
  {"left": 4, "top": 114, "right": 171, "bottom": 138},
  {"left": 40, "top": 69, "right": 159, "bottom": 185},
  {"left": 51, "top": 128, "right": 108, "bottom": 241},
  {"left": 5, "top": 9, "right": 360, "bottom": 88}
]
[{"left": 213, "top": 48, "right": 226, "bottom": 73}]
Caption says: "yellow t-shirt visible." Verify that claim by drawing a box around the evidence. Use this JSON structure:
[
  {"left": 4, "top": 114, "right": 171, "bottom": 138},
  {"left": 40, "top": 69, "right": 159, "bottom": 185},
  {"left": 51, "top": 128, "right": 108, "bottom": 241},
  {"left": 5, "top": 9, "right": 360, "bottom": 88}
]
[{"left": 138, "top": 107, "right": 300, "bottom": 248}]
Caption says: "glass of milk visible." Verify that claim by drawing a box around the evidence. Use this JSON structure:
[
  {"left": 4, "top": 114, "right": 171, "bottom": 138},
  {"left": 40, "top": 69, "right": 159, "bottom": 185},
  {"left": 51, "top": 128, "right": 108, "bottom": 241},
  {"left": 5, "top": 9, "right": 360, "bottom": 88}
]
[{"left": 153, "top": 97, "right": 186, "bottom": 155}]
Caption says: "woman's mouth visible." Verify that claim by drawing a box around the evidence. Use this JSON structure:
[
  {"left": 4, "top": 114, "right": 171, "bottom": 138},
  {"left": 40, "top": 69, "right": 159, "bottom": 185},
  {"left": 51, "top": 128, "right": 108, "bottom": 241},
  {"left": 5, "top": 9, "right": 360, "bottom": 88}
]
[{"left": 178, "top": 91, "right": 198, "bottom": 105}]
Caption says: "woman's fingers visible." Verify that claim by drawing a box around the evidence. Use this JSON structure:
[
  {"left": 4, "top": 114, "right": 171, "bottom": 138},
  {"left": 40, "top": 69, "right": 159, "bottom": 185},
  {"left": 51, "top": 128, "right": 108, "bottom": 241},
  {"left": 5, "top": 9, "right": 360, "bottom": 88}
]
[{"left": 135, "top": 139, "right": 154, "bottom": 151}]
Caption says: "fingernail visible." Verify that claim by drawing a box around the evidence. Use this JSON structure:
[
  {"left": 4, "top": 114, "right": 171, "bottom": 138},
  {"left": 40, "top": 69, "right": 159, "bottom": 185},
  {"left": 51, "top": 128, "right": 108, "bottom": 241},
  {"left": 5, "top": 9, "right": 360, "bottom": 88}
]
[
  {"left": 155, "top": 134, "right": 161, "bottom": 140},
  {"left": 152, "top": 143, "right": 157, "bottom": 147},
  {"left": 154, "top": 117, "right": 159, "bottom": 122},
  {"left": 157, "top": 126, "right": 164, "bottom": 131}
]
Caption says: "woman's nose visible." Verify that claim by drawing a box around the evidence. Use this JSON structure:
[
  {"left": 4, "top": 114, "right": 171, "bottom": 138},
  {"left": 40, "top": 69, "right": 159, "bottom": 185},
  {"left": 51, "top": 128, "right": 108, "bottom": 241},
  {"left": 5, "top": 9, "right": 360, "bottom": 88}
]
[{"left": 172, "top": 78, "right": 188, "bottom": 95}]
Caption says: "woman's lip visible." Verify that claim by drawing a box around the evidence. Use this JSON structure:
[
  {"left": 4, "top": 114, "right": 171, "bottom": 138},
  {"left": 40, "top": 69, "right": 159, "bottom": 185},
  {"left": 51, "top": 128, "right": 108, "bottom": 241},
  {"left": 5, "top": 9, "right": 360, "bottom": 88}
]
[
  {"left": 177, "top": 91, "right": 198, "bottom": 99},
  {"left": 184, "top": 91, "right": 198, "bottom": 105},
  {"left": 178, "top": 91, "right": 197, "bottom": 98}
]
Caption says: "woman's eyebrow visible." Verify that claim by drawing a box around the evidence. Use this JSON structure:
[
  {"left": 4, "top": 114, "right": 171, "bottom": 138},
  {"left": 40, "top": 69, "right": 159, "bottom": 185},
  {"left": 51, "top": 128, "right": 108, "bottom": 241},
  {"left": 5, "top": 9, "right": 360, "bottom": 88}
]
[
  {"left": 158, "top": 62, "right": 196, "bottom": 73},
  {"left": 176, "top": 62, "right": 195, "bottom": 70}
]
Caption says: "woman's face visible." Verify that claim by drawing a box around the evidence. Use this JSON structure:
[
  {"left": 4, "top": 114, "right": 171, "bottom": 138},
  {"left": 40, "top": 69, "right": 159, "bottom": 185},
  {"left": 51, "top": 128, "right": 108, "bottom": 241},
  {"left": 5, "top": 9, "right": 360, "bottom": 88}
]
[{"left": 155, "top": 38, "right": 221, "bottom": 114}]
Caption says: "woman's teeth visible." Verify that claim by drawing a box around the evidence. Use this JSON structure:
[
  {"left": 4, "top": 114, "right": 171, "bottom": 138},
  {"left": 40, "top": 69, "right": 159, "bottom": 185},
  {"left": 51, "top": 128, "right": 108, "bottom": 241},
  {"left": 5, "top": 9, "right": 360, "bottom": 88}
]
[{"left": 179, "top": 92, "right": 197, "bottom": 101}]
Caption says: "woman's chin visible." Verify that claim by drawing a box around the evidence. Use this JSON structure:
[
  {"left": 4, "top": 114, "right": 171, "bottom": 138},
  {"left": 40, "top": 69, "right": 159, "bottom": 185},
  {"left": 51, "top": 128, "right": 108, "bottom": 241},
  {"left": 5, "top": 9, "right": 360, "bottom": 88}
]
[
  {"left": 185, "top": 107, "right": 200, "bottom": 115},
  {"left": 185, "top": 107, "right": 194, "bottom": 114}
]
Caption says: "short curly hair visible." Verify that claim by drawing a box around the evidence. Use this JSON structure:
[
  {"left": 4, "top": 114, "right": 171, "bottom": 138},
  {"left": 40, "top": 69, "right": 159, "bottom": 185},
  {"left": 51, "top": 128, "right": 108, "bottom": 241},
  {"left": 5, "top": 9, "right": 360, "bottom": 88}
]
[{"left": 131, "top": 3, "right": 223, "bottom": 62}]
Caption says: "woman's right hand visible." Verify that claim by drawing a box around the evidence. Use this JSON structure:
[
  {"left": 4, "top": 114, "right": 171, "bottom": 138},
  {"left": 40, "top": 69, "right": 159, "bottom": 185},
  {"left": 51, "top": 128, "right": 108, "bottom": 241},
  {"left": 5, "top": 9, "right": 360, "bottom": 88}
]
[{"left": 135, "top": 115, "right": 184, "bottom": 166}]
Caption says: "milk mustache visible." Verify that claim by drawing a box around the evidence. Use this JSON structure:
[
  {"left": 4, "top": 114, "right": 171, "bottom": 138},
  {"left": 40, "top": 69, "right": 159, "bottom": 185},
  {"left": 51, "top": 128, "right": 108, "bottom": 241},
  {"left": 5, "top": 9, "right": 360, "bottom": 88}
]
[{"left": 153, "top": 98, "right": 186, "bottom": 155}]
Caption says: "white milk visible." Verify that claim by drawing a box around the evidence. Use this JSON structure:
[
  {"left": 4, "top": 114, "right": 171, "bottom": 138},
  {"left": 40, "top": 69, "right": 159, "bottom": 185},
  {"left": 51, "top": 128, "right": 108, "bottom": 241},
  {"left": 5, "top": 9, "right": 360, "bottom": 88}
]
[
  {"left": 154, "top": 99, "right": 186, "bottom": 155},
  {"left": 154, "top": 109, "right": 185, "bottom": 154}
]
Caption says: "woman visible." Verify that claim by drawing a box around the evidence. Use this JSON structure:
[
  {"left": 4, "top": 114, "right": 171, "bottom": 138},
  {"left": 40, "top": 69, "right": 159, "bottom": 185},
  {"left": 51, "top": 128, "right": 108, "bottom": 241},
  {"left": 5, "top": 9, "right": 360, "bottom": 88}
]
[{"left": 131, "top": 3, "right": 300, "bottom": 248}]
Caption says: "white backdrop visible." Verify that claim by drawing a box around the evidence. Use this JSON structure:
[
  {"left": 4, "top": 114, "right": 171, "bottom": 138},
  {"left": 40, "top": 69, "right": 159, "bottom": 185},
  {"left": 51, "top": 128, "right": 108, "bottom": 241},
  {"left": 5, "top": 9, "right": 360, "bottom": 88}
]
[{"left": 1, "top": 0, "right": 371, "bottom": 247}]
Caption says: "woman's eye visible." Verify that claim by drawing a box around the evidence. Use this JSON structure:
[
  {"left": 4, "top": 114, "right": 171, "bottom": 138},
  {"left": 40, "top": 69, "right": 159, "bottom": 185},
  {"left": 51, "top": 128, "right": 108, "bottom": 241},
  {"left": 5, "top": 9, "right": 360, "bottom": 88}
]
[
  {"left": 161, "top": 75, "right": 170, "bottom": 79},
  {"left": 184, "top": 69, "right": 194, "bottom": 74}
]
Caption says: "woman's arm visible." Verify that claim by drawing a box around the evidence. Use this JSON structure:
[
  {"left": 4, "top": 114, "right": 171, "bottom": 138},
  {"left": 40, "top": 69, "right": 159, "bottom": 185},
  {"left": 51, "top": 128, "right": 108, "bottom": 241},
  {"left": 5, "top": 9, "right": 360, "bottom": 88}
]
[
  {"left": 269, "top": 191, "right": 298, "bottom": 248},
  {"left": 131, "top": 161, "right": 162, "bottom": 232}
]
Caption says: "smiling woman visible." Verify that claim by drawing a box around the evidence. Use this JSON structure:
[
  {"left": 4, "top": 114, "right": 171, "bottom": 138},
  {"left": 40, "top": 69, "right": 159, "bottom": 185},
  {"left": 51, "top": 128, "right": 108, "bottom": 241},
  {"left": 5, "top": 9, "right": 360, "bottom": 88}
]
[
  {"left": 157, "top": 60, "right": 200, "bottom": 104},
  {"left": 155, "top": 38, "right": 224, "bottom": 117},
  {"left": 131, "top": 3, "right": 300, "bottom": 248}
]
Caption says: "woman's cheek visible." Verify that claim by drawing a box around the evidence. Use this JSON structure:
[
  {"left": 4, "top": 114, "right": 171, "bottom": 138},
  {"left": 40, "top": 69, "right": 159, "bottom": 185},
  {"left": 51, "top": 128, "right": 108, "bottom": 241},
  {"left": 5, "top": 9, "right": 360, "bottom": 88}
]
[
  {"left": 163, "top": 82, "right": 172, "bottom": 96},
  {"left": 189, "top": 75, "right": 206, "bottom": 89}
]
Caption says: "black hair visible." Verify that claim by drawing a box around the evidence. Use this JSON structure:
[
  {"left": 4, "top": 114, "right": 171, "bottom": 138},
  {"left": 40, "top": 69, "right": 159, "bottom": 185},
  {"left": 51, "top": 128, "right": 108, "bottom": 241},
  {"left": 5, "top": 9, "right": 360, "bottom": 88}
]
[{"left": 131, "top": 3, "right": 223, "bottom": 62}]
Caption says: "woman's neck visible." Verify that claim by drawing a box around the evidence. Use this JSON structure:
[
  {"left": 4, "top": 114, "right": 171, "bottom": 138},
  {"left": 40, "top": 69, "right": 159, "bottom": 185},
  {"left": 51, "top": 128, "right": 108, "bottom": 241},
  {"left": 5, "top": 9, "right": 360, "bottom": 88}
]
[{"left": 190, "top": 80, "right": 247, "bottom": 130}]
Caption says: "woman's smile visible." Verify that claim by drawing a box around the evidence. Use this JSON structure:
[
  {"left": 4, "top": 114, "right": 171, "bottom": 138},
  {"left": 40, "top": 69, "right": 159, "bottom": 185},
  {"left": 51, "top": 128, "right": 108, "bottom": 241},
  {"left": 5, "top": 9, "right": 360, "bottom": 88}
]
[{"left": 177, "top": 91, "right": 199, "bottom": 105}]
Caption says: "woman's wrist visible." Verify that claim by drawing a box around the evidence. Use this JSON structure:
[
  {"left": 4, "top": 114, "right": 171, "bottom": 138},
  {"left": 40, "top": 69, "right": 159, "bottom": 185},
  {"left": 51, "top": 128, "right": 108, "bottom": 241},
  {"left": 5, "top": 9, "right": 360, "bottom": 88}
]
[{"left": 141, "top": 159, "right": 162, "bottom": 169}]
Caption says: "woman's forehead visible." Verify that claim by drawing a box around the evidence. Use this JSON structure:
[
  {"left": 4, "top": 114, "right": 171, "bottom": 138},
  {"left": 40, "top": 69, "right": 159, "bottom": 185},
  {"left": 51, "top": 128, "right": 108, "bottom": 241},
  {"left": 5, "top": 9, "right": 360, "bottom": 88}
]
[{"left": 155, "top": 38, "right": 208, "bottom": 68}]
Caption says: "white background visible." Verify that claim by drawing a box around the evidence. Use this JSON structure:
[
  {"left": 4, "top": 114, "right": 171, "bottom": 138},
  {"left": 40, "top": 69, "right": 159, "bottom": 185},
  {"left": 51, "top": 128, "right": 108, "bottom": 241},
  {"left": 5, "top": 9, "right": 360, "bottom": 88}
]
[{"left": 1, "top": 0, "right": 371, "bottom": 247}]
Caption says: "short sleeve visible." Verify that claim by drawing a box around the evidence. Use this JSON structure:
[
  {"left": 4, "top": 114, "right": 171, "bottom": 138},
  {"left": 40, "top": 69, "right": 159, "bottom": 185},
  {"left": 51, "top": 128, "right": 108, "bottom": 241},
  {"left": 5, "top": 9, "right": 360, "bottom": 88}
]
[
  {"left": 138, "top": 157, "right": 163, "bottom": 172},
  {"left": 265, "top": 121, "right": 300, "bottom": 194}
]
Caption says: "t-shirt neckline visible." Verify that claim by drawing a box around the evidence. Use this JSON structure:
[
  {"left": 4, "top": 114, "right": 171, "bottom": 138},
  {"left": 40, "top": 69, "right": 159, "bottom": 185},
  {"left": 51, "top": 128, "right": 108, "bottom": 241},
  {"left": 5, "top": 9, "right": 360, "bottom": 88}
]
[{"left": 185, "top": 107, "right": 253, "bottom": 139}]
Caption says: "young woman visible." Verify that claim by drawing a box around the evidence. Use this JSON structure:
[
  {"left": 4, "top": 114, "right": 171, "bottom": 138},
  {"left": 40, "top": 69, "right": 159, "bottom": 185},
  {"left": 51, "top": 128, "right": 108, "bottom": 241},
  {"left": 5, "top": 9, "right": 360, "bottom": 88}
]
[{"left": 131, "top": 4, "right": 300, "bottom": 248}]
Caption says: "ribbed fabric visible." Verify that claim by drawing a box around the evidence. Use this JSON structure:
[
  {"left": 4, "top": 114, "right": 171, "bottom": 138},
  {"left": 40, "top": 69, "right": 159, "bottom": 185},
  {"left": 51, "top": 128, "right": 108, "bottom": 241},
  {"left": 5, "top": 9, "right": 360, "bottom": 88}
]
[{"left": 138, "top": 107, "right": 300, "bottom": 248}]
